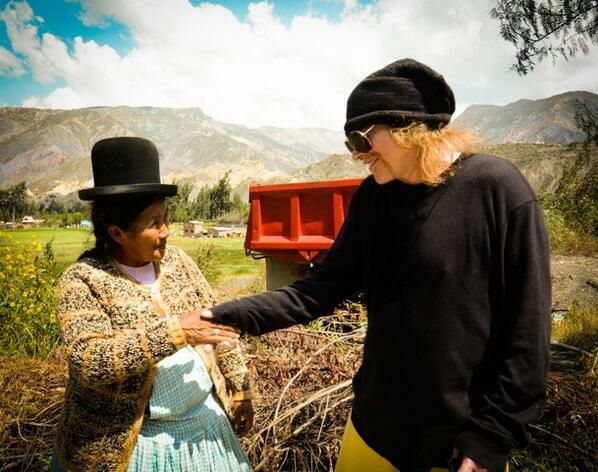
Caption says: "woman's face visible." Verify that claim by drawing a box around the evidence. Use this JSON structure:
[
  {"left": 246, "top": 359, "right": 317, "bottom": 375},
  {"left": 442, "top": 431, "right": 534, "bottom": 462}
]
[
  {"left": 351, "top": 126, "right": 420, "bottom": 185},
  {"left": 110, "top": 199, "right": 170, "bottom": 267}
]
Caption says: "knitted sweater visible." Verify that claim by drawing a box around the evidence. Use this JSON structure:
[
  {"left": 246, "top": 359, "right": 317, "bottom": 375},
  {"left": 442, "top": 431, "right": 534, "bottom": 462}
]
[{"left": 56, "top": 246, "right": 251, "bottom": 472}]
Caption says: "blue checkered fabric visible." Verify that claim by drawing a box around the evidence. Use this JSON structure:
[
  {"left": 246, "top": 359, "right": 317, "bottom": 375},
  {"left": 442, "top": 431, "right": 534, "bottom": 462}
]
[{"left": 127, "top": 346, "right": 251, "bottom": 472}]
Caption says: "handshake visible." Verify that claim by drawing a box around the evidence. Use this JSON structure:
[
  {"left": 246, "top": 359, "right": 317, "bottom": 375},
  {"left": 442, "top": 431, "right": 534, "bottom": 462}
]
[{"left": 178, "top": 309, "right": 239, "bottom": 352}]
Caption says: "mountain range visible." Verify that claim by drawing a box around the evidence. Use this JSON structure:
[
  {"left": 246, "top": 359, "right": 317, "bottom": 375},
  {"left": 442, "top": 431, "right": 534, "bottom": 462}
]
[
  {"left": 0, "top": 90, "right": 596, "bottom": 199},
  {"left": 0, "top": 106, "right": 345, "bottom": 196},
  {"left": 453, "top": 91, "right": 598, "bottom": 144}
]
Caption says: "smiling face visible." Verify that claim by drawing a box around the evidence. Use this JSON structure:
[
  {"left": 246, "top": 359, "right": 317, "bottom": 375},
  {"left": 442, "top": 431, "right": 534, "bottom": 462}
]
[
  {"left": 351, "top": 125, "right": 421, "bottom": 185},
  {"left": 109, "top": 199, "right": 170, "bottom": 267}
]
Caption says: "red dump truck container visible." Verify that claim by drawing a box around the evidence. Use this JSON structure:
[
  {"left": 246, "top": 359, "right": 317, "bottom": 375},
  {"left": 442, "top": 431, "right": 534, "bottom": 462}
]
[{"left": 245, "top": 178, "right": 363, "bottom": 289}]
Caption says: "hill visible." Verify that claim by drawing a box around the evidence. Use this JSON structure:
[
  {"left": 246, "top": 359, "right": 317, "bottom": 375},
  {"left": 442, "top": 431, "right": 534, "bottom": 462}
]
[
  {"left": 0, "top": 106, "right": 345, "bottom": 196},
  {"left": 1, "top": 93, "right": 596, "bottom": 200},
  {"left": 454, "top": 91, "right": 598, "bottom": 144}
]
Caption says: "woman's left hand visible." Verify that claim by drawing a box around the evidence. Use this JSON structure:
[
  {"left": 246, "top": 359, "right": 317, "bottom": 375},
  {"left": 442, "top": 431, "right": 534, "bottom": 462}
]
[
  {"left": 179, "top": 310, "right": 240, "bottom": 347},
  {"left": 232, "top": 399, "right": 254, "bottom": 437}
]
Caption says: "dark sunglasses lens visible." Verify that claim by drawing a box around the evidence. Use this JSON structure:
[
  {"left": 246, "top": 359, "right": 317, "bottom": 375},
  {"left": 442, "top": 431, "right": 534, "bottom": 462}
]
[
  {"left": 346, "top": 132, "right": 371, "bottom": 153},
  {"left": 344, "top": 139, "right": 354, "bottom": 152}
]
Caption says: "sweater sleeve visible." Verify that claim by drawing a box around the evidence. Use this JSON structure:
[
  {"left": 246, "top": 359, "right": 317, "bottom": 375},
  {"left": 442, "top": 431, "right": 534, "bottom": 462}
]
[
  {"left": 59, "top": 274, "right": 186, "bottom": 388},
  {"left": 455, "top": 200, "right": 552, "bottom": 471},
  {"left": 210, "top": 186, "right": 365, "bottom": 335},
  {"left": 214, "top": 344, "right": 253, "bottom": 399}
]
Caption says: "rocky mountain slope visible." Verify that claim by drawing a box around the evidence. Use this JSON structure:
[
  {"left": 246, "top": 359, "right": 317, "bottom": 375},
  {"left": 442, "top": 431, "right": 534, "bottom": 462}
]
[
  {"left": 1, "top": 91, "right": 596, "bottom": 200},
  {"left": 0, "top": 106, "right": 345, "bottom": 195},
  {"left": 453, "top": 91, "right": 598, "bottom": 144}
]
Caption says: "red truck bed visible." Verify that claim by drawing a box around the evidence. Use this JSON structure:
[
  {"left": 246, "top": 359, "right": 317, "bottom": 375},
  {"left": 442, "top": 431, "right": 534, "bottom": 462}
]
[{"left": 245, "top": 178, "right": 363, "bottom": 264}]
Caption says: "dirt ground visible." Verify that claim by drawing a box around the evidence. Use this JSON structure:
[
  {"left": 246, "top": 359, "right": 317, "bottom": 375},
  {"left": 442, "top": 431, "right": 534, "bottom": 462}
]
[{"left": 551, "top": 255, "right": 598, "bottom": 310}]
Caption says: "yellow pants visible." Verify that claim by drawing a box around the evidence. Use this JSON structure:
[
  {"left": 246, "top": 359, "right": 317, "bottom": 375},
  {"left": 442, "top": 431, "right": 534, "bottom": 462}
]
[{"left": 335, "top": 416, "right": 509, "bottom": 472}]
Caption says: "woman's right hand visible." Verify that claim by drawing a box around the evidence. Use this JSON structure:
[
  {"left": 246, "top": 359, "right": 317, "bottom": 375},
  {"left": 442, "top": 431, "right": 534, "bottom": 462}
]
[{"left": 179, "top": 310, "right": 240, "bottom": 347}]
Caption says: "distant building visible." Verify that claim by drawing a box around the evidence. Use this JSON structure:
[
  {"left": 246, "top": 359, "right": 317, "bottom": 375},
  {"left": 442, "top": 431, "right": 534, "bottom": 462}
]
[
  {"left": 207, "top": 226, "right": 246, "bottom": 238},
  {"left": 183, "top": 220, "right": 204, "bottom": 237},
  {"left": 80, "top": 220, "right": 93, "bottom": 229},
  {"left": 21, "top": 216, "right": 44, "bottom": 228}
]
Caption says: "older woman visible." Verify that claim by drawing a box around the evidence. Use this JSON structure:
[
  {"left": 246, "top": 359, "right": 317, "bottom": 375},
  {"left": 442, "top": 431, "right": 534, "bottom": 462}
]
[{"left": 52, "top": 137, "right": 253, "bottom": 472}]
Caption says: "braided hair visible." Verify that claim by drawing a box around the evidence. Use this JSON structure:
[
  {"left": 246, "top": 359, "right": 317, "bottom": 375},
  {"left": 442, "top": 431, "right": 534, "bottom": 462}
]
[{"left": 78, "top": 196, "right": 163, "bottom": 260}]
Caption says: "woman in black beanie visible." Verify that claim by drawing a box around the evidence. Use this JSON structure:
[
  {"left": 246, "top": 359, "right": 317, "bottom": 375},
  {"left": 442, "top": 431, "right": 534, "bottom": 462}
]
[{"left": 204, "top": 58, "right": 551, "bottom": 472}]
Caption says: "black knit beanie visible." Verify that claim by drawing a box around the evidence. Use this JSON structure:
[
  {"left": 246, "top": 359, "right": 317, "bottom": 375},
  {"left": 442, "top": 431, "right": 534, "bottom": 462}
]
[{"left": 344, "top": 58, "right": 455, "bottom": 134}]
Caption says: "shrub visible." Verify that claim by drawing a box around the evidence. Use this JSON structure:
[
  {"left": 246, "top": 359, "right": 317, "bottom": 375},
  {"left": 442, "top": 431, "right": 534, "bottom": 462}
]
[
  {"left": 194, "top": 242, "right": 221, "bottom": 284},
  {"left": 0, "top": 233, "right": 61, "bottom": 357},
  {"left": 542, "top": 204, "right": 598, "bottom": 256}
]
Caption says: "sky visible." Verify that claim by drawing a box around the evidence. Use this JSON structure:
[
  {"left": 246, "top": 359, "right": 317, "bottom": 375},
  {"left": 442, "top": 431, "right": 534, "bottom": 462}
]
[{"left": 0, "top": 0, "right": 596, "bottom": 131}]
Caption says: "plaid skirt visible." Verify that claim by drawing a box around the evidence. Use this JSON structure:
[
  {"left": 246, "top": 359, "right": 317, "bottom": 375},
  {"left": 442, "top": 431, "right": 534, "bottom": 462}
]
[{"left": 126, "top": 345, "right": 251, "bottom": 472}]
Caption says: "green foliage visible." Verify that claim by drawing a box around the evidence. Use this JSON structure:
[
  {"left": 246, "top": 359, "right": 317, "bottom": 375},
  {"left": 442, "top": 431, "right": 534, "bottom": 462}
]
[
  {"left": 167, "top": 180, "right": 194, "bottom": 223},
  {"left": 167, "top": 172, "right": 249, "bottom": 222},
  {"left": 542, "top": 203, "right": 598, "bottom": 255},
  {"left": 491, "top": 0, "right": 598, "bottom": 255},
  {"left": 574, "top": 101, "right": 598, "bottom": 149},
  {"left": 194, "top": 171, "right": 248, "bottom": 220},
  {"left": 554, "top": 148, "right": 598, "bottom": 235},
  {"left": 491, "top": 0, "right": 598, "bottom": 75},
  {"left": 0, "top": 233, "right": 61, "bottom": 357},
  {"left": 539, "top": 103, "right": 598, "bottom": 255},
  {"left": 194, "top": 242, "right": 222, "bottom": 284},
  {"left": 0, "top": 181, "right": 32, "bottom": 221},
  {"left": 216, "top": 196, "right": 249, "bottom": 226},
  {"left": 205, "top": 170, "right": 234, "bottom": 219}
]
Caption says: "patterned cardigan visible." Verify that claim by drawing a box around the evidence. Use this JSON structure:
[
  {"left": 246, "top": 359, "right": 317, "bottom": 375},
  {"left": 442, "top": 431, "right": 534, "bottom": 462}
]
[{"left": 55, "top": 246, "right": 252, "bottom": 472}]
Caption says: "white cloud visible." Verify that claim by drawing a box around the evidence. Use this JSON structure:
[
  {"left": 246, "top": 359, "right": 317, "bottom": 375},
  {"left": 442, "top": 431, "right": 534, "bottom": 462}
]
[
  {"left": 1, "top": 0, "right": 597, "bottom": 130},
  {"left": 0, "top": 45, "right": 25, "bottom": 77}
]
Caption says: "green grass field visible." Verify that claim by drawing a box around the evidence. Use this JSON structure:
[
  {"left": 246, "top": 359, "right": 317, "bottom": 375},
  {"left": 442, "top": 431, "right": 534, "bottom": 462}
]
[{"left": 0, "top": 226, "right": 264, "bottom": 287}]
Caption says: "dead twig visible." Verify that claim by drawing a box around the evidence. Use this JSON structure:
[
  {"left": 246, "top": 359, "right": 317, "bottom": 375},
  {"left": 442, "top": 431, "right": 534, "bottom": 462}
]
[{"left": 530, "top": 424, "right": 597, "bottom": 458}]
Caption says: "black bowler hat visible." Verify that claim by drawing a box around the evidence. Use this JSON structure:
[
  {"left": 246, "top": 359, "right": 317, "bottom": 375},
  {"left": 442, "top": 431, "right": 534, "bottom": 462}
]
[
  {"left": 344, "top": 58, "right": 455, "bottom": 134},
  {"left": 79, "top": 137, "right": 178, "bottom": 200}
]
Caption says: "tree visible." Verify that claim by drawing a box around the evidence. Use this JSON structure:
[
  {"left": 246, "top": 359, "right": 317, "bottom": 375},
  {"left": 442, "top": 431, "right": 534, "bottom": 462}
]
[
  {"left": 554, "top": 101, "right": 598, "bottom": 237},
  {"left": 166, "top": 180, "right": 194, "bottom": 222},
  {"left": 207, "top": 171, "right": 234, "bottom": 219},
  {"left": 193, "top": 185, "right": 211, "bottom": 219},
  {"left": 574, "top": 99, "right": 598, "bottom": 150},
  {"left": 0, "top": 181, "right": 28, "bottom": 221},
  {"left": 492, "top": 1, "right": 598, "bottom": 241},
  {"left": 189, "top": 172, "right": 243, "bottom": 220},
  {"left": 490, "top": 0, "right": 598, "bottom": 75},
  {"left": 46, "top": 196, "right": 64, "bottom": 214}
]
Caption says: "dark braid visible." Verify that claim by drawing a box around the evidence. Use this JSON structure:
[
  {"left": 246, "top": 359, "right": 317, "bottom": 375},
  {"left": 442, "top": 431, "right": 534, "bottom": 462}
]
[{"left": 78, "top": 196, "right": 163, "bottom": 260}]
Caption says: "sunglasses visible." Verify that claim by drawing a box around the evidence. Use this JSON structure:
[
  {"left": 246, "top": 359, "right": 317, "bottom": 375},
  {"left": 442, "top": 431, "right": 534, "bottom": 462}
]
[{"left": 344, "top": 125, "right": 376, "bottom": 153}]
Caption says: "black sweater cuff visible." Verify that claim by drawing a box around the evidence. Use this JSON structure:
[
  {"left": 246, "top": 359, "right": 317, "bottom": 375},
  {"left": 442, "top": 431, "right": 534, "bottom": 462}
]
[
  {"left": 454, "top": 428, "right": 511, "bottom": 472},
  {"left": 211, "top": 301, "right": 246, "bottom": 331}
]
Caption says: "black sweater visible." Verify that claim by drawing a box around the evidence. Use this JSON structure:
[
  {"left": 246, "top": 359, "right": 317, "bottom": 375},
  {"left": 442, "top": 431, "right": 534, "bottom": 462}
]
[{"left": 211, "top": 154, "right": 552, "bottom": 472}]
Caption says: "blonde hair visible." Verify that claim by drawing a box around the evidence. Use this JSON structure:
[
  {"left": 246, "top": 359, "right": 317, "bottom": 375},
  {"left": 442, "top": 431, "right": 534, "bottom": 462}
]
[{"left": 389, "top": 123, "right": 481, "bottom": 186}]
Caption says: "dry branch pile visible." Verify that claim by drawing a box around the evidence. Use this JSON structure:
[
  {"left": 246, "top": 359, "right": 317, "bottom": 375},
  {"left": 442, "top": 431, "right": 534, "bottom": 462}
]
[
  {"left": 240, "top": 319, "right": 364, "bottom": 471},
  {"left": 0, "top": 308, "right": 596, "bottom": 471},
  {"left": 0, "top": 352, "right": 67, "bottom": 471},
  {"left": 510, "top": 346, "right": 598, "bottom": 471}
]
